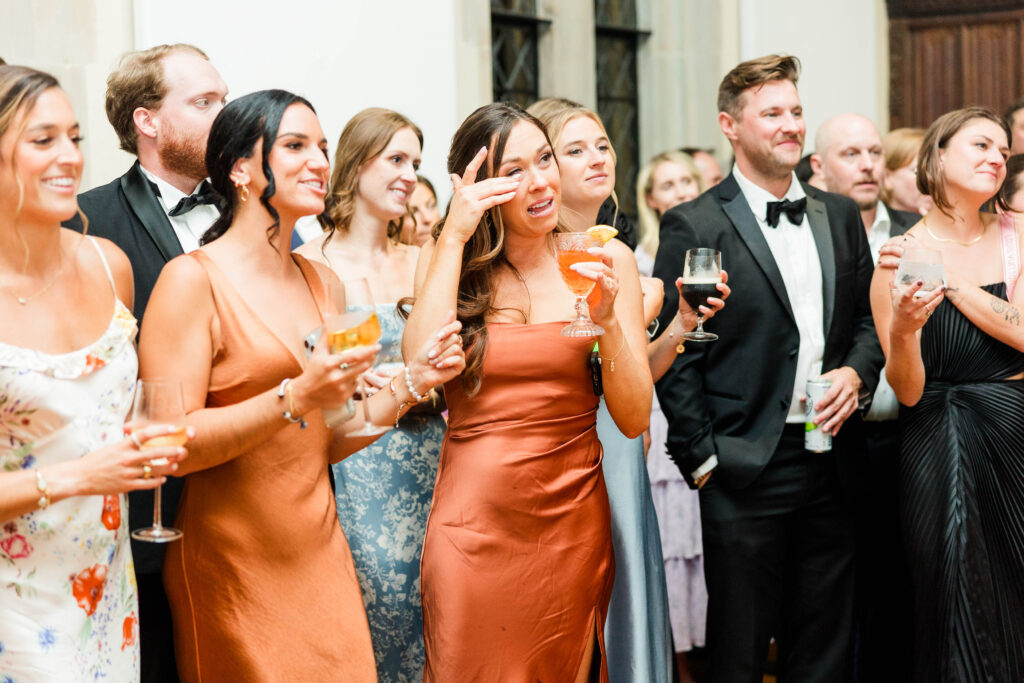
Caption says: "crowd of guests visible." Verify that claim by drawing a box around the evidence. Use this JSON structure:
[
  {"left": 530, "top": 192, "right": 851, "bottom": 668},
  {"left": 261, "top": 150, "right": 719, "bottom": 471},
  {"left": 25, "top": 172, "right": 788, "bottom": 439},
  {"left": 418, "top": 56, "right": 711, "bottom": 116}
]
[{"left": 0, "top": 43, "right": 1022, "bottom": 683}]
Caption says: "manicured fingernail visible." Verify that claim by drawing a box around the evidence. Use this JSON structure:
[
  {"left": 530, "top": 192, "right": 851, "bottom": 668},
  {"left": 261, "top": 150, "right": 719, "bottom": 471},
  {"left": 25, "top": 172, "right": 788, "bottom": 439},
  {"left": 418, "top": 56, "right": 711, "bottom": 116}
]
[{"left": 428, "top": 348, "right": 438, "bottom": 359}]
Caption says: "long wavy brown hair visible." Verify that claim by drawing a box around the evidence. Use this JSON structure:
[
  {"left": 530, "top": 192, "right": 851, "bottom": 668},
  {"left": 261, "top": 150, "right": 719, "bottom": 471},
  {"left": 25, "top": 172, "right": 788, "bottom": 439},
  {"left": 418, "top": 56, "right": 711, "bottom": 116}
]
[
  {"left": 414, "top": 102, "right": 568, "bottom": 396},
  {"left": 324, "top": 107, "right": 422, "bottom": 241}
]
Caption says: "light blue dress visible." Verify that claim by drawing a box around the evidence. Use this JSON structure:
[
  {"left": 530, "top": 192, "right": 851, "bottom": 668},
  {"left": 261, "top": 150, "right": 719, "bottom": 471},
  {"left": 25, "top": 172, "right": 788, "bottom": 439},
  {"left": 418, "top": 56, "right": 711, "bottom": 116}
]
[
  {"left": 597, "top": 397, "right": 674, "bottom": 682},
  {"left": 332, "top": 304, "right": 445, "bottom": 683}
]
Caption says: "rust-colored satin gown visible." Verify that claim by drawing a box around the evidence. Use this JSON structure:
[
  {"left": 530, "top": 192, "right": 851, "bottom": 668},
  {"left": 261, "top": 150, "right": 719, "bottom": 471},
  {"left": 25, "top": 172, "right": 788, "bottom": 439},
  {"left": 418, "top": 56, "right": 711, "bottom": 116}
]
[
  {"left": 421, "top": 322, "right": 614, "bottom": 682},
  {"left": 164, "top": 251, "right": 376, "bottom": 682}
]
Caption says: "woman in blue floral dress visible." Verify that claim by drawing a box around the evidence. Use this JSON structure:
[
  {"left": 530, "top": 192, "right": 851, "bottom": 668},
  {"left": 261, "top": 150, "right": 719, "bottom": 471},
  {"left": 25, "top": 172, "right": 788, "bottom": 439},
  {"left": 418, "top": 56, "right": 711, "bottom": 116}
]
[{"left": 297, "top": 107, "right": 445, "bottom": 681}]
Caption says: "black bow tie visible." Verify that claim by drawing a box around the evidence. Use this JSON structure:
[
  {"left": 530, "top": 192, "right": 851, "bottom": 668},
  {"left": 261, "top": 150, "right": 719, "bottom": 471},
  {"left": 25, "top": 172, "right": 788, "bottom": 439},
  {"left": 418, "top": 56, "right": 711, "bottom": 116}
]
[
  {"left": 168, "top": 182, "right": 218, "bottom": 217},
  {"left": 765, "top": 197, "right": 807, "bottom": 228}
]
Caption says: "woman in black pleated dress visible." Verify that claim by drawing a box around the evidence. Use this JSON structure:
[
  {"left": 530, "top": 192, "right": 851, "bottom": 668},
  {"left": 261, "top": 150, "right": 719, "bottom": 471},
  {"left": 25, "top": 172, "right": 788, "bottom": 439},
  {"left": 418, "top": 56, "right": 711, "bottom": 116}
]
[{"left": 871, "top": 106, "right": 1024, "bottom": 682}]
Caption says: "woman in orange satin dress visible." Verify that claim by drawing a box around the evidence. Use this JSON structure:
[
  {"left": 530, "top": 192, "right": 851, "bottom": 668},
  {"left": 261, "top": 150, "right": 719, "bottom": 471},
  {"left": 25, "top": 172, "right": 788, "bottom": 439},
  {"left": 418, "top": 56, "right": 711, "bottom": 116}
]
[
  {"left": 139, "top": 90, "right": 466, "bottom": 682},
  {"left": 404, "top": 102, "right": 653, "bottom": 682}
]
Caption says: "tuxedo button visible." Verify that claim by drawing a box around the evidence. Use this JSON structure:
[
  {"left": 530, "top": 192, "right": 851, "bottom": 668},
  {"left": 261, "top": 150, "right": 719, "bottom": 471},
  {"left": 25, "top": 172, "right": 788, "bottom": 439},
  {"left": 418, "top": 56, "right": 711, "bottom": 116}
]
[
  {"left": 779, "top": 399, "right": 788, "bottom": 410},
  {"left": 788, "top": 347, "right": 798, "bottom": 358}
]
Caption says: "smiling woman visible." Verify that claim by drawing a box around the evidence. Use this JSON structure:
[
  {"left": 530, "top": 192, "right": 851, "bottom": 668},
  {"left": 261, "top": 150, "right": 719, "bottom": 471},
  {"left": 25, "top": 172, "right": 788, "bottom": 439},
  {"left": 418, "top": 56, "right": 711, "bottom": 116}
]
[
  {"left": 138, "top": 91, "right": 465, "bottom": 681},
  {"left": 870, "top": 106, "right": 1024, "bottom": 682},
  {"left": 295, "top": 107, "right": 447, "bottom": 682},
  {"left": 0, "top": 65, "right": 188, "bottom": 682}
]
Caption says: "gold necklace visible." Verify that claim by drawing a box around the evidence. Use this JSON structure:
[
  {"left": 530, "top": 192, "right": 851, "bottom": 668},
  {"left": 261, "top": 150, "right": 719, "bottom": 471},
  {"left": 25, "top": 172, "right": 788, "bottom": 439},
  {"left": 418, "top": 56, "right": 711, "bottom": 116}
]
[
  {"left": 4, "top": 253, "right": 65, "bottom": 306},
  {"left": 922, "top": 214, "right": 985, "bottom": 247}
]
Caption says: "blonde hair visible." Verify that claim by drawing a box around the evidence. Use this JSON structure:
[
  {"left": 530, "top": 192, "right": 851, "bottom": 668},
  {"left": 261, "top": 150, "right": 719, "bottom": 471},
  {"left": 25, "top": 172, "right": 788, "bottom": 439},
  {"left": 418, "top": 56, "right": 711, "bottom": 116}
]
[
  {"left": 105, "top": 44, "right": 210, "bottom": 155},
  {"left": 324, "top": 107, "right": 423, "bottom": 239},
  {"left": 635, "top": 150, "right": 704, "bottom": 256},
  {"left": 880, "top": 128, "right": 925, "bottom": 205},
  {"left": 526, "top": 98, "right": 619, "bottom": 225},
  {"left": 0, "top": 65, "right": 87, "bottom": 266}
]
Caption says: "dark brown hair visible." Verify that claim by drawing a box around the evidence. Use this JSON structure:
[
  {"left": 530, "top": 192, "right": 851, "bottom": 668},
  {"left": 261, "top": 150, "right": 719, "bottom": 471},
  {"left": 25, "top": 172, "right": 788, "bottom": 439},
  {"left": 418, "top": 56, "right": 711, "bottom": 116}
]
[
  {"left": 916, "top": 106, "right": 1010, "bottom": 217},
  {"left": 105, "top": 44, "right": 209, "bottom": 155},
  {"left": 411, "top": 102, "right": 563, "bottom": 396},
  {"left": 717, "top": 54, "right": 800, "bottom": 118},
  {"left": 998, "top": 154, "right": 1024, "bottom": 211}
]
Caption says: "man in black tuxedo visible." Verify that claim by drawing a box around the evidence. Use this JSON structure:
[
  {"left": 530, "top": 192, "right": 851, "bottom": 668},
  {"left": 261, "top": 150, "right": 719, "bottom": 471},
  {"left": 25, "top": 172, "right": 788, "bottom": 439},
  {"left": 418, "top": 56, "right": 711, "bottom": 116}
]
[
  {"left": 653, "top": 55, "right": 884, "bottom": 682},
  {"left": 65, "top": 43, "right": 228, "bottom": 683},
  {"left": 811, "top": 112, "right": 919, "bottom": 683}
]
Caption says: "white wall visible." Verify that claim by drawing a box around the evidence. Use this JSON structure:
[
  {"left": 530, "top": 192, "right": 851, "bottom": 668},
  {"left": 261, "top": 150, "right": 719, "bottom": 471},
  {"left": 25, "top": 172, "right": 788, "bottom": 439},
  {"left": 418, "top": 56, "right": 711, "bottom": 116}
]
[
  {"left": 737, "top": 0, "right": 888, "bottom": 155},
  {"left": 132, "top": 0, "right": 485, "bottom": 203}
]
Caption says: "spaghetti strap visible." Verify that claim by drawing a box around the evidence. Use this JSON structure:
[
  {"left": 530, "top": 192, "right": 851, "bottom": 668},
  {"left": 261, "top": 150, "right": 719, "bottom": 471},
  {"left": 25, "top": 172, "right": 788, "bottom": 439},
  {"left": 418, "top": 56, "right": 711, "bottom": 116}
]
[{"left": 86, "top": 236, "right": 117, "bottom": 297}]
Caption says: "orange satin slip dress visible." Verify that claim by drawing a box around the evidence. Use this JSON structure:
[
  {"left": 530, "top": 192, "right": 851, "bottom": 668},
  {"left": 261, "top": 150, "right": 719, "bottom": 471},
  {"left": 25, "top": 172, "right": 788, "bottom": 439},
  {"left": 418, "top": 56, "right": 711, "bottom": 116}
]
[
  {"left": 421, "top": 321, "right": 614, "bottom": 682},
  {"left": 163, "top": 251, "right": 376, "bottom": 682}
]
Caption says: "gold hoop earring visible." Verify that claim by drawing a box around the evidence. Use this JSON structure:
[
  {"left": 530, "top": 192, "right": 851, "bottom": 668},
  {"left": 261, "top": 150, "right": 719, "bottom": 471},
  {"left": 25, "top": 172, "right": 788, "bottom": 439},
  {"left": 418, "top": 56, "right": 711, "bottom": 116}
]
[{"left": 236, "top": 184, "right": 250, "bottom": 202}]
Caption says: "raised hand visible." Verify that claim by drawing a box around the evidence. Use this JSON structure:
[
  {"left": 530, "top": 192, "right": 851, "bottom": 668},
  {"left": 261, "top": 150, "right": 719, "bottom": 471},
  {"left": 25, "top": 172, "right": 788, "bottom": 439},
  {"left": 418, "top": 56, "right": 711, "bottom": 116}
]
[
  {"left": 676, "top": 269, "right": 730, "bottom": 329},
  {"left": 573, "top": 245, "right": 620, "bottom": 326},
  {"left": 406, "top": 310, "right": 467, "bottom": 392},
  {"left": 291, "top": 342, "right": 379, "bottom": 415},
  {"left": 890, "top": 279, "right": 945, "bottom": 337},
  {"left": 76, "top": 422, "right": 193, "bottom": 494},
  {"left": 443, "top": 147, "right": 521, "bottom": 244}
]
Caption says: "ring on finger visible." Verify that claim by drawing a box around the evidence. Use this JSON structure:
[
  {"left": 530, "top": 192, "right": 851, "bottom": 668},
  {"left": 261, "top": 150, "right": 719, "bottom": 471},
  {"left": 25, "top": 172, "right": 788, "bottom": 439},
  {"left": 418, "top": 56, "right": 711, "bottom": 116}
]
[
  {"left": 340, "top": 362, "right": 351, "bottom": 371},
  {"left": 129, "top": 432, "right": 143, "bottom": 449},
  {"left": 142, "top": 463, "right": 152, "bottom": 479}
]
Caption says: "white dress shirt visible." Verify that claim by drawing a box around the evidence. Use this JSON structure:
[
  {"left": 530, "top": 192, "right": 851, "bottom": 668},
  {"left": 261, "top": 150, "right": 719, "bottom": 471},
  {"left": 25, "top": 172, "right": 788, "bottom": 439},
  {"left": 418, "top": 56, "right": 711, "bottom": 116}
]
[
  {"left": 733, "top": 165, "right": 825, "bottom": 423},
  {"left": 138, "top": 166, "right": 219, "bottom": 253},
  {"left": 865, "top": 201, "right": 900, "bottom": 421}
]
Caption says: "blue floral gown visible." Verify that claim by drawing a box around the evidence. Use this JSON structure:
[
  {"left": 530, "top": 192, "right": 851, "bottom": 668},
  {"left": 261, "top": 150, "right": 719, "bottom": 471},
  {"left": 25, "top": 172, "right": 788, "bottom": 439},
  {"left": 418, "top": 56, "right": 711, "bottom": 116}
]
[{"left": 332, "top": 304, "right": 445, "bottom": 682}]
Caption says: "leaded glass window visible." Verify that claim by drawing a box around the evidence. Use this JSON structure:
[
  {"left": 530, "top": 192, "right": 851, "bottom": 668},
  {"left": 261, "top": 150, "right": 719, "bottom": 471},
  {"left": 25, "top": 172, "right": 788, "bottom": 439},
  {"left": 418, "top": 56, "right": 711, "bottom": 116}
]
[
  {"left": 492, "top": 0, "right": 540, "bottom": 107},
  {"left": 595, "top": 0, "right": 641, "bottom": 218}
]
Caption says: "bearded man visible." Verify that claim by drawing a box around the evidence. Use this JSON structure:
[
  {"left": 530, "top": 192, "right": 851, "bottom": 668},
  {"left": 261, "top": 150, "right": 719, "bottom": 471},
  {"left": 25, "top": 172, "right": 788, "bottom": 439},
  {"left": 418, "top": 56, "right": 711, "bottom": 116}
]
[{"left": 65, "top": 43, "right": 228, "bottom": 683}]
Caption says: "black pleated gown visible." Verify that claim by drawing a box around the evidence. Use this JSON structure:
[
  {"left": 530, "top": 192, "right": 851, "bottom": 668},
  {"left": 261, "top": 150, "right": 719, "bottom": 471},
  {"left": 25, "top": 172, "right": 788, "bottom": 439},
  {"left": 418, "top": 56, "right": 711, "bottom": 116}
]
[{"left": 900, "top": 283, "right": 1024, "bottom": 682}]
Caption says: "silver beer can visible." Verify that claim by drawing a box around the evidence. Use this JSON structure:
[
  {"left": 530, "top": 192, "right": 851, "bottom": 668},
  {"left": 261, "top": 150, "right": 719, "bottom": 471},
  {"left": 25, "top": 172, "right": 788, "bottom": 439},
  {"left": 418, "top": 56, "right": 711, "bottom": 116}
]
[{"left": 805, "top": 378, "right": 833, "bottom": 452}]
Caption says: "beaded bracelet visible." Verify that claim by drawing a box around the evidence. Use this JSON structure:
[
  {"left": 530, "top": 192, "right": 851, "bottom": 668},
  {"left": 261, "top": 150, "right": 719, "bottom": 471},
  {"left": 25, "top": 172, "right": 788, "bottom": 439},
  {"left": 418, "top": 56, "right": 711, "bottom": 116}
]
[
  {"left": 35, "top": 469, "right": 50, "bottom": 510},
  {"left": 404, "top": 366, "right": 427, "bottom": 403},
  {"left": 277, "top": 378, "right": 307, "bottom": 429}
]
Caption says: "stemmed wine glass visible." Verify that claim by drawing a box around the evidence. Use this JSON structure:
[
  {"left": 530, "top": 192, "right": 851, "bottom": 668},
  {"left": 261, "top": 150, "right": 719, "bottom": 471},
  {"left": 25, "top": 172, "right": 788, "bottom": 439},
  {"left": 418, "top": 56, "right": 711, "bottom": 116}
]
[
  {"left": 326, "top": 278, "right": 390, "bottom": 436},
  {"left": 553, "top": 232, "right": 605, "bottom": 337},
  {"left": 130, "top": 379, "right": 186, "bottom": 543},
  {"left": 681, "top": 248, "right": 722, "bottom": 342}
]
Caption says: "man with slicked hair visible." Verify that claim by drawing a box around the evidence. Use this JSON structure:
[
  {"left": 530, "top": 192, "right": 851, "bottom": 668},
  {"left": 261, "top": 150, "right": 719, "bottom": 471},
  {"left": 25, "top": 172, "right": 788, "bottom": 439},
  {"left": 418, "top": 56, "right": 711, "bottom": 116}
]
[
  {"left": 654, "top": 56, "right": 883, "bottom": 682},
  {"left": 65, "top": 43, "right": 228, "bottom": 683}
]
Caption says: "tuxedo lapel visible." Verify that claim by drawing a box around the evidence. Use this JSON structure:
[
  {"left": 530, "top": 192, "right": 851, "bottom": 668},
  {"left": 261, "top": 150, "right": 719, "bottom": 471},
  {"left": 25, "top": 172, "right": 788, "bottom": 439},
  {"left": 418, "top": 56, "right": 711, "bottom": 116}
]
[
  {"left": 805, "top": 193, "right": 835, "bottom": 340},
  {"left": 718, "top": 177, "right": 795, "bottom": 323},
  {"left": 121, "top": 162, "right": 183, "bottom": 262}
]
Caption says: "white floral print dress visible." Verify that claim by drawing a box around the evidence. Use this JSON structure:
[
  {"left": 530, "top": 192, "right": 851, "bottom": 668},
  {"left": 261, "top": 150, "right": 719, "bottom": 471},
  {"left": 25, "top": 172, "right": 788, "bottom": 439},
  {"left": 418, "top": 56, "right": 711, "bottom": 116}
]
[{"left": 0, "top": 238, "right": 140, "bottom": 682}]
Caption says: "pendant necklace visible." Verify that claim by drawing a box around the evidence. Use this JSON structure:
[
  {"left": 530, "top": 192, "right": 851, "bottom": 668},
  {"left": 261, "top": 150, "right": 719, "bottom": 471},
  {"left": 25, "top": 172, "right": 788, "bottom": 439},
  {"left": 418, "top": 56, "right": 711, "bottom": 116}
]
[{"left": 4, "top": 252, "right": 65, "bottom": 306}]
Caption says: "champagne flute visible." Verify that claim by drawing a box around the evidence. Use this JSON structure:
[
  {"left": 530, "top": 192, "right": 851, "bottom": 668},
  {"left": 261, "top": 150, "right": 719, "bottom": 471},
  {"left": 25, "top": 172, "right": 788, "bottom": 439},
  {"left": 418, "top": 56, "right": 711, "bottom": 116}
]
[
  {"left": 682, "top": 248, "right": 722, "bottom": 342},
  {"left": 130, "top": 379, "right": 186, "bottom": 543},
  {"left": 326, "top": 278, "right": 390, "bottom": 436},
  {"left": 553, "top": 232, "right": 605, "bottom": 337}
]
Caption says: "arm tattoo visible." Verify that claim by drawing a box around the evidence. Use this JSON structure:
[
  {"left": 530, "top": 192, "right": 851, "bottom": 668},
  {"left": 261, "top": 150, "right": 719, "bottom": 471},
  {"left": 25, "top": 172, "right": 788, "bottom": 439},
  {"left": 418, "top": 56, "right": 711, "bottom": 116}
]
[{"left": 990, "top": 297, "right": 1021, "bottom": 325}]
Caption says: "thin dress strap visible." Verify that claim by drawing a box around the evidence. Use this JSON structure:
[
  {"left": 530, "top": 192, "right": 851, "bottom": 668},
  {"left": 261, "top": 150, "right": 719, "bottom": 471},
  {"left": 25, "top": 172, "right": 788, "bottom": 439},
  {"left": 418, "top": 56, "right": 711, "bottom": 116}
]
[{"left": 86, "top": 236, "right": 117, "bottom": 297}]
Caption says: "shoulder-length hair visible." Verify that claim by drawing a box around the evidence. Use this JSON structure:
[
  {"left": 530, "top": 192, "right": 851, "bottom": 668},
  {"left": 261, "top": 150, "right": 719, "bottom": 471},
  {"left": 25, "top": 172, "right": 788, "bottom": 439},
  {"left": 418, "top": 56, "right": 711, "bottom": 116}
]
[
  {"left": 201, "top": 89, "right": 320, "bottom": 245},
  {"left": 635, "top": 150, "right": 704, "bottom": 257},
  {"left": 917, "top": 106, "right": 1010, "bottom": 218},
  {"left": 324, "top": 107, "right": 422, "bottom": 241}
]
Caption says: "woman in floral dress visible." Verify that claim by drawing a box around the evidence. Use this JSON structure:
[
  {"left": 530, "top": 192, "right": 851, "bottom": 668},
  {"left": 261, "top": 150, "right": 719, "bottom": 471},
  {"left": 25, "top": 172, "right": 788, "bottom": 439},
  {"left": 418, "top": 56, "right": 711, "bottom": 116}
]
[{"left": 0, "top": 65, "right": 187, "bottom": 681}]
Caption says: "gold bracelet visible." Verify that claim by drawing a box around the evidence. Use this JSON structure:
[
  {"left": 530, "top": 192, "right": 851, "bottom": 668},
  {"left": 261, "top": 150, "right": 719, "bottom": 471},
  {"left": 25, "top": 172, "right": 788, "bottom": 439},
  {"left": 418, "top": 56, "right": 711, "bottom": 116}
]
[
  {"left": 666, "top": 316, "right": 686, "bottom": 354},
  {"left": 36, "top": 469, "right": 51, "bottom": 510},
  {"left": 599, "top": 335, "right": 627, "bottom": 372},
  {"left": 391, "top": 378, "right": 415, "bottom": 429}
]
